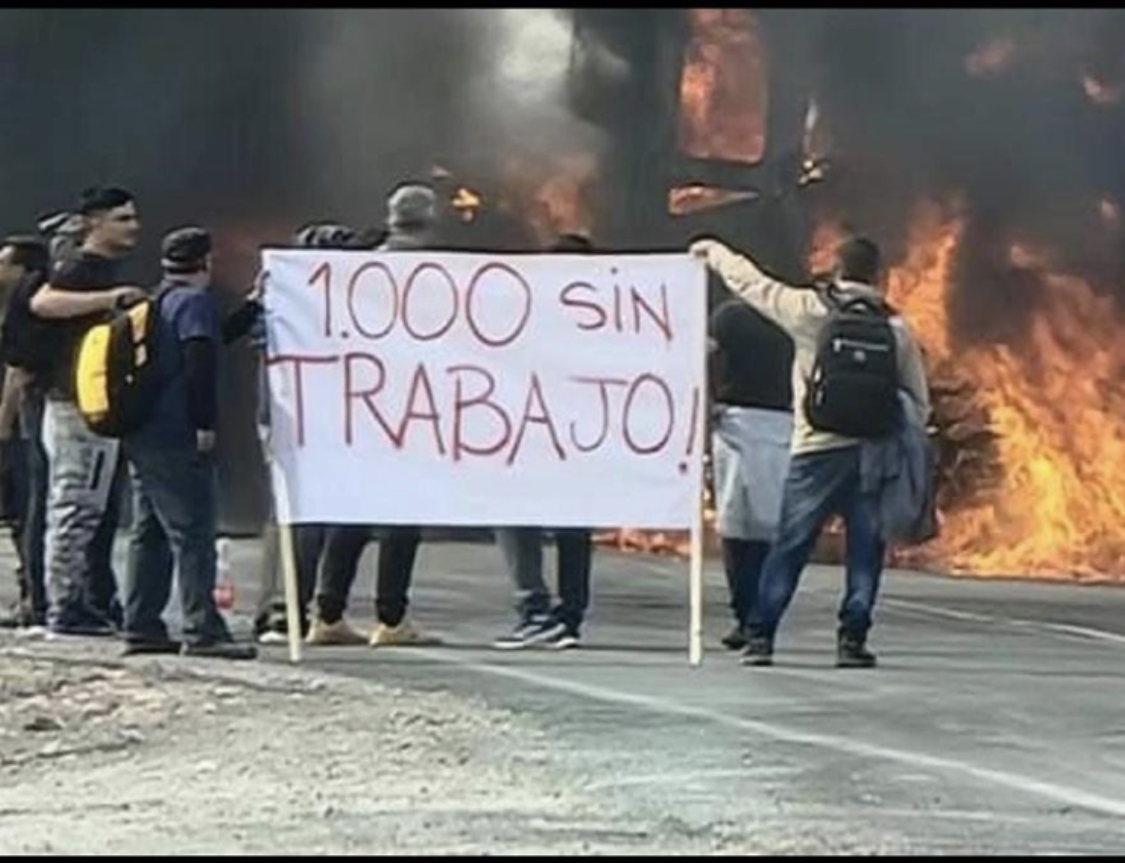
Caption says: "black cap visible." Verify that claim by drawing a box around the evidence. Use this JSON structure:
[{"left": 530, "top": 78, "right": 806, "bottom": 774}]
[{"left": 161, "top": 226, "right": 212, "bottom": 272}]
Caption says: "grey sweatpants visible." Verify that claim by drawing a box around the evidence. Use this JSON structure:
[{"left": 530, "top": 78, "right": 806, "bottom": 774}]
[{"left": 42, "top": 399, "right": 120, "bottom": 629}]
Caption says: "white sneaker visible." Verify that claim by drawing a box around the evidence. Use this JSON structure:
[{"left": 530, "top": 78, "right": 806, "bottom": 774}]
[
  {"left": 307, "top": 619, "right": 367, "bottom": 646},
  {"left": 369, "top": 619, "right": 443, "bottom": 648}
]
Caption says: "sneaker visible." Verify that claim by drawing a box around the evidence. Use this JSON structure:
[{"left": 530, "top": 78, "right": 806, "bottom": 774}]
[
  {"left": 257, "top": 630, "right": 289, "bottom": 645},
  {"left": 836, "top": 629, "right": 877, "bottom": 669},
  {"left": 47, "top": 621, "right": 118, "bottom": 639},
  {"left": 740, "top": 634, "right": 774, "bottom": 667},
  {"left": 721, "top": 624, "right": 748, "bottom": 651},
  {"left": 543, "top": 627, "right": 581, "bottom": 651},
  {"left": 122, "top": 638, "right": 182, "bottom": 656},
  {"left": 181, "top": 641, "right": 258, "bottom": 660},
  {"left": 369, "top": 619, "right": 443, "bottom": 648},
  {"left": 307, "top": 618, "right": 368, "bottom": 646},
  {"left": 493, "top": 615, "right": 564, "bottom": 650}
]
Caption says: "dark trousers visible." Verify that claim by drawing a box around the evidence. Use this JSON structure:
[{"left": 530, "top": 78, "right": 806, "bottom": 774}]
[
  {"left": 86, "top": 460, "right": 124, "bottom": 627},
  {"left": 6, "top": 392, "right": 47, "bottom": 622},
  {"left": 122, "top": 443, "right": 229, "bottom": 646},
  {"left": 554, "top": 528, "right": 592, "bottom": 632},
  {"left": 496, "top": 527, "right": 592, "bottom": 632},
  {"left": 254, "top": 521, "right": 325, "bottom": 635},
  {"left": 316, "top": 525, "right": 419, "bottom": 627},
  {"left": 721, "top": 537, "right": 770, "bottom": 630},
  {"left": 750, "top": 446, "right": 885, "bottom": 640}
]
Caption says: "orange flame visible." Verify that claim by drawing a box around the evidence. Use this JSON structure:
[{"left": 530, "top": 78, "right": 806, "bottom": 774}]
[
  {"left": 668, "top": 183, "right": 759, "bottom": 216},
  {"left": 677, "top": 9, "right": 768, "bottom": 164},
  {"left": 451, "top": 186, "right": 484, "bottom": 223},
  {"left": 501, "top": 154, "right": 596, "bottom": 245},
  {"left": 813, "top": 201, "right": 1125, "bottom": 579}
]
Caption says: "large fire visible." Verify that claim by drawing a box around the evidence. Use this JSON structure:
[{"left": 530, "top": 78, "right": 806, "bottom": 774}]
[
  {"left": 814, "top": 202, "right": 1125, "bottom": 579},
  {"left": 677, "top": 8, "right": 768, "bottom": 164},
  {"left": 500, "top": 154, "right": 597, "bottom": 245}
]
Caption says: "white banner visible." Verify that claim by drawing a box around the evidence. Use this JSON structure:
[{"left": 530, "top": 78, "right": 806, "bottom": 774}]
[{"left": 261, "top": 250, "right": 706, "bottom": 528}]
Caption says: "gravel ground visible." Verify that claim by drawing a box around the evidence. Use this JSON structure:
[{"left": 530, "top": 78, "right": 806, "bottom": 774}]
[{"left": 0, "top": 632, "right": 875, "bottom": 855}]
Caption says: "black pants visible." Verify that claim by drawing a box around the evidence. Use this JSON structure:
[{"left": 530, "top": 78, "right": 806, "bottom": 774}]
[
  {"left": 721, "top": 537, "right": 770, "bottom": 630},
  {"left": 316, "top": 525, "right": 419, "bottom": 627},
  {"left": 553, "top": 529, "right": 592, "bottom": 632},
  {"left": 86, "top": 459, "right": 125, "bottom": 627},
  {"left": 6, "top": 392, "right": 48, "bottom": 622},
  {"left": 253, "top": 521, "right": 326, "bottom": 635}
]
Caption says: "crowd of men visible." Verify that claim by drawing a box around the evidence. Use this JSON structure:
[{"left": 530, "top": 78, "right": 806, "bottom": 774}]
[{"left": 0, "top": 180, "right": 930, "bottom": 669}]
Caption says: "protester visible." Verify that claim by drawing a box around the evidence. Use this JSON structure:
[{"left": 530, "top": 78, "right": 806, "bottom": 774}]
[
  {"left": 0, "top": 236, "right": 49, "bottom": 628},
  {"left": 707, "top": 288, "right": 794, "bottom": 652},
  {"left": 692, "top": 235, "right": 930, "bottom": 668},
  {"left": 308, "top": 184, "right": 443, "bottom": 648},
  {"left": 119, "top": 226, "right": 256, "bottom": 659},
  {"left": 252, "top": 221, "right": 373, "bottom": 645},
  {"left": 29, "top": 187, "right": 145, "bottom": 637},
  {"left": 492, "top": 233, "right": 598, "bottom": 651}
]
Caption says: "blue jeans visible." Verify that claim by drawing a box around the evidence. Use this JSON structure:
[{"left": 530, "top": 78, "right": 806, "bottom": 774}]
[
  {"left": 749, "top": 446, "right": 885, "bottom": 640},
  {"left": 122, "top": 443, "right": 230, "bottom": 645}
]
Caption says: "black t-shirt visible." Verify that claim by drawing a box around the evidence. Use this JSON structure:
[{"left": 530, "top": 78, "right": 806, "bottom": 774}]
[
  {"left": 708, "top": 298, "right": 794, "bottom": 412},
  {"left": 44, "top": 251, "right": 121, "bottom": 399},
  {"left": 0, "top": 271, "right": 47, "bottom": 378}
]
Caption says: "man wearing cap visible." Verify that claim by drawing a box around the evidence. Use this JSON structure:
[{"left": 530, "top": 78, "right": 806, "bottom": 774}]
[{"left": 119, "top": 226, "right": 255, "bottom": 659}]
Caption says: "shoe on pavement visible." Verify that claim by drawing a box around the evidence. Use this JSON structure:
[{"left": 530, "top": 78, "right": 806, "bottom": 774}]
[
  {"left": 47, "top": 621, "right": 118, "bottom": 639},
  {"left": 257, "top": 630, "right": 289, "bottom": 645},
  {"left": 543, "top": 626, "right": 581, "bottom": 651},
  {"left": 493, "top": 614, "right": 563, "bottom": 650},
  {"left": 836, "top": 628, "right": 877, "bottom": 669},
  {"left": 122, "top": 638, "right": 182, "bottom": 656},
  {"left": 740, "top": 634, "right": 774, "bottom": 667},
  {"left": 181, "top": 640, "right": 258, "bottom": 660},
  {"left": 307, "top": 618, "right": 368, "bottom": 646},
  {"left": 370, "top": 619, "right": 443, "bottom": 648},
  {"left": 721, "top": 624, "right": 748, "bottom": 651}
]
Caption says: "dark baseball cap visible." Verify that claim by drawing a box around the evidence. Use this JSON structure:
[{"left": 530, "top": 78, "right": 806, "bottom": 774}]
[{"left": 161, "top": 226, "right": 212, "bottom": 272}]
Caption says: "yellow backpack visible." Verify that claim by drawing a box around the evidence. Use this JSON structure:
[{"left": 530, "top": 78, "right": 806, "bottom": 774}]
[{"left": 75, "top": 293, "right": 166, "bottom": 438}]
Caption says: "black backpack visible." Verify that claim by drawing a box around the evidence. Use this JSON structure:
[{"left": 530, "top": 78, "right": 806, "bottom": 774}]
[{"left": 805, "top": 285, "right": 899, "bottom": 439}]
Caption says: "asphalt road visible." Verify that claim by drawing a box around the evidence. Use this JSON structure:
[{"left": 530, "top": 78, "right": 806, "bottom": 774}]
[{"left": 246, "top": 539, "right": 1125, "bottom": 853}]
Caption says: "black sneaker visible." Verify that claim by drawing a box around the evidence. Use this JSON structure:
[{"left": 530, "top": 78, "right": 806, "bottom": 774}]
[
  {"left": 740, "top": 634, "right": 774, "bottom": 667},
  {"left": 542, "top": 626, "right": 581, "bottom": 650},
  {"left": 493, "top": 615, "right": 564, "bottom": 650},
  {"left": 47, "top": 620, "right": 118, "bottom": 639},
  {"left": 836, "top": 629, "right": 877, "bottom": 669},
  {"left": 122, "top": 638, "right": 183, "bottom": 656},
  {"left": 181, "top": 641, "right": 258, "bottom": 661},
  {"left": 721, "top": 624, "right": 748, "bottom": 651}
]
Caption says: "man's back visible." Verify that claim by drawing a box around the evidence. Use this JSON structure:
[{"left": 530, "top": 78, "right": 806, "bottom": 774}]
[
  {"left": 699, "top": 243, "right": 929, "bottom": 454},
  {"left": 127, "top": 281, "right": 219, "bottom": 450}
]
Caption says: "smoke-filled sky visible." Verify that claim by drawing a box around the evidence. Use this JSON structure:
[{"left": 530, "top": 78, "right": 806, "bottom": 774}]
[{"left": 0, "top": 9, "right": 603, "bottom": 281}]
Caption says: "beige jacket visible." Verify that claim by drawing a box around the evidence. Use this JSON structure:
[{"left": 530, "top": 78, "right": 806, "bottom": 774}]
[{"left": 702, "top": 242, "right": 930, "bottom": 456}]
